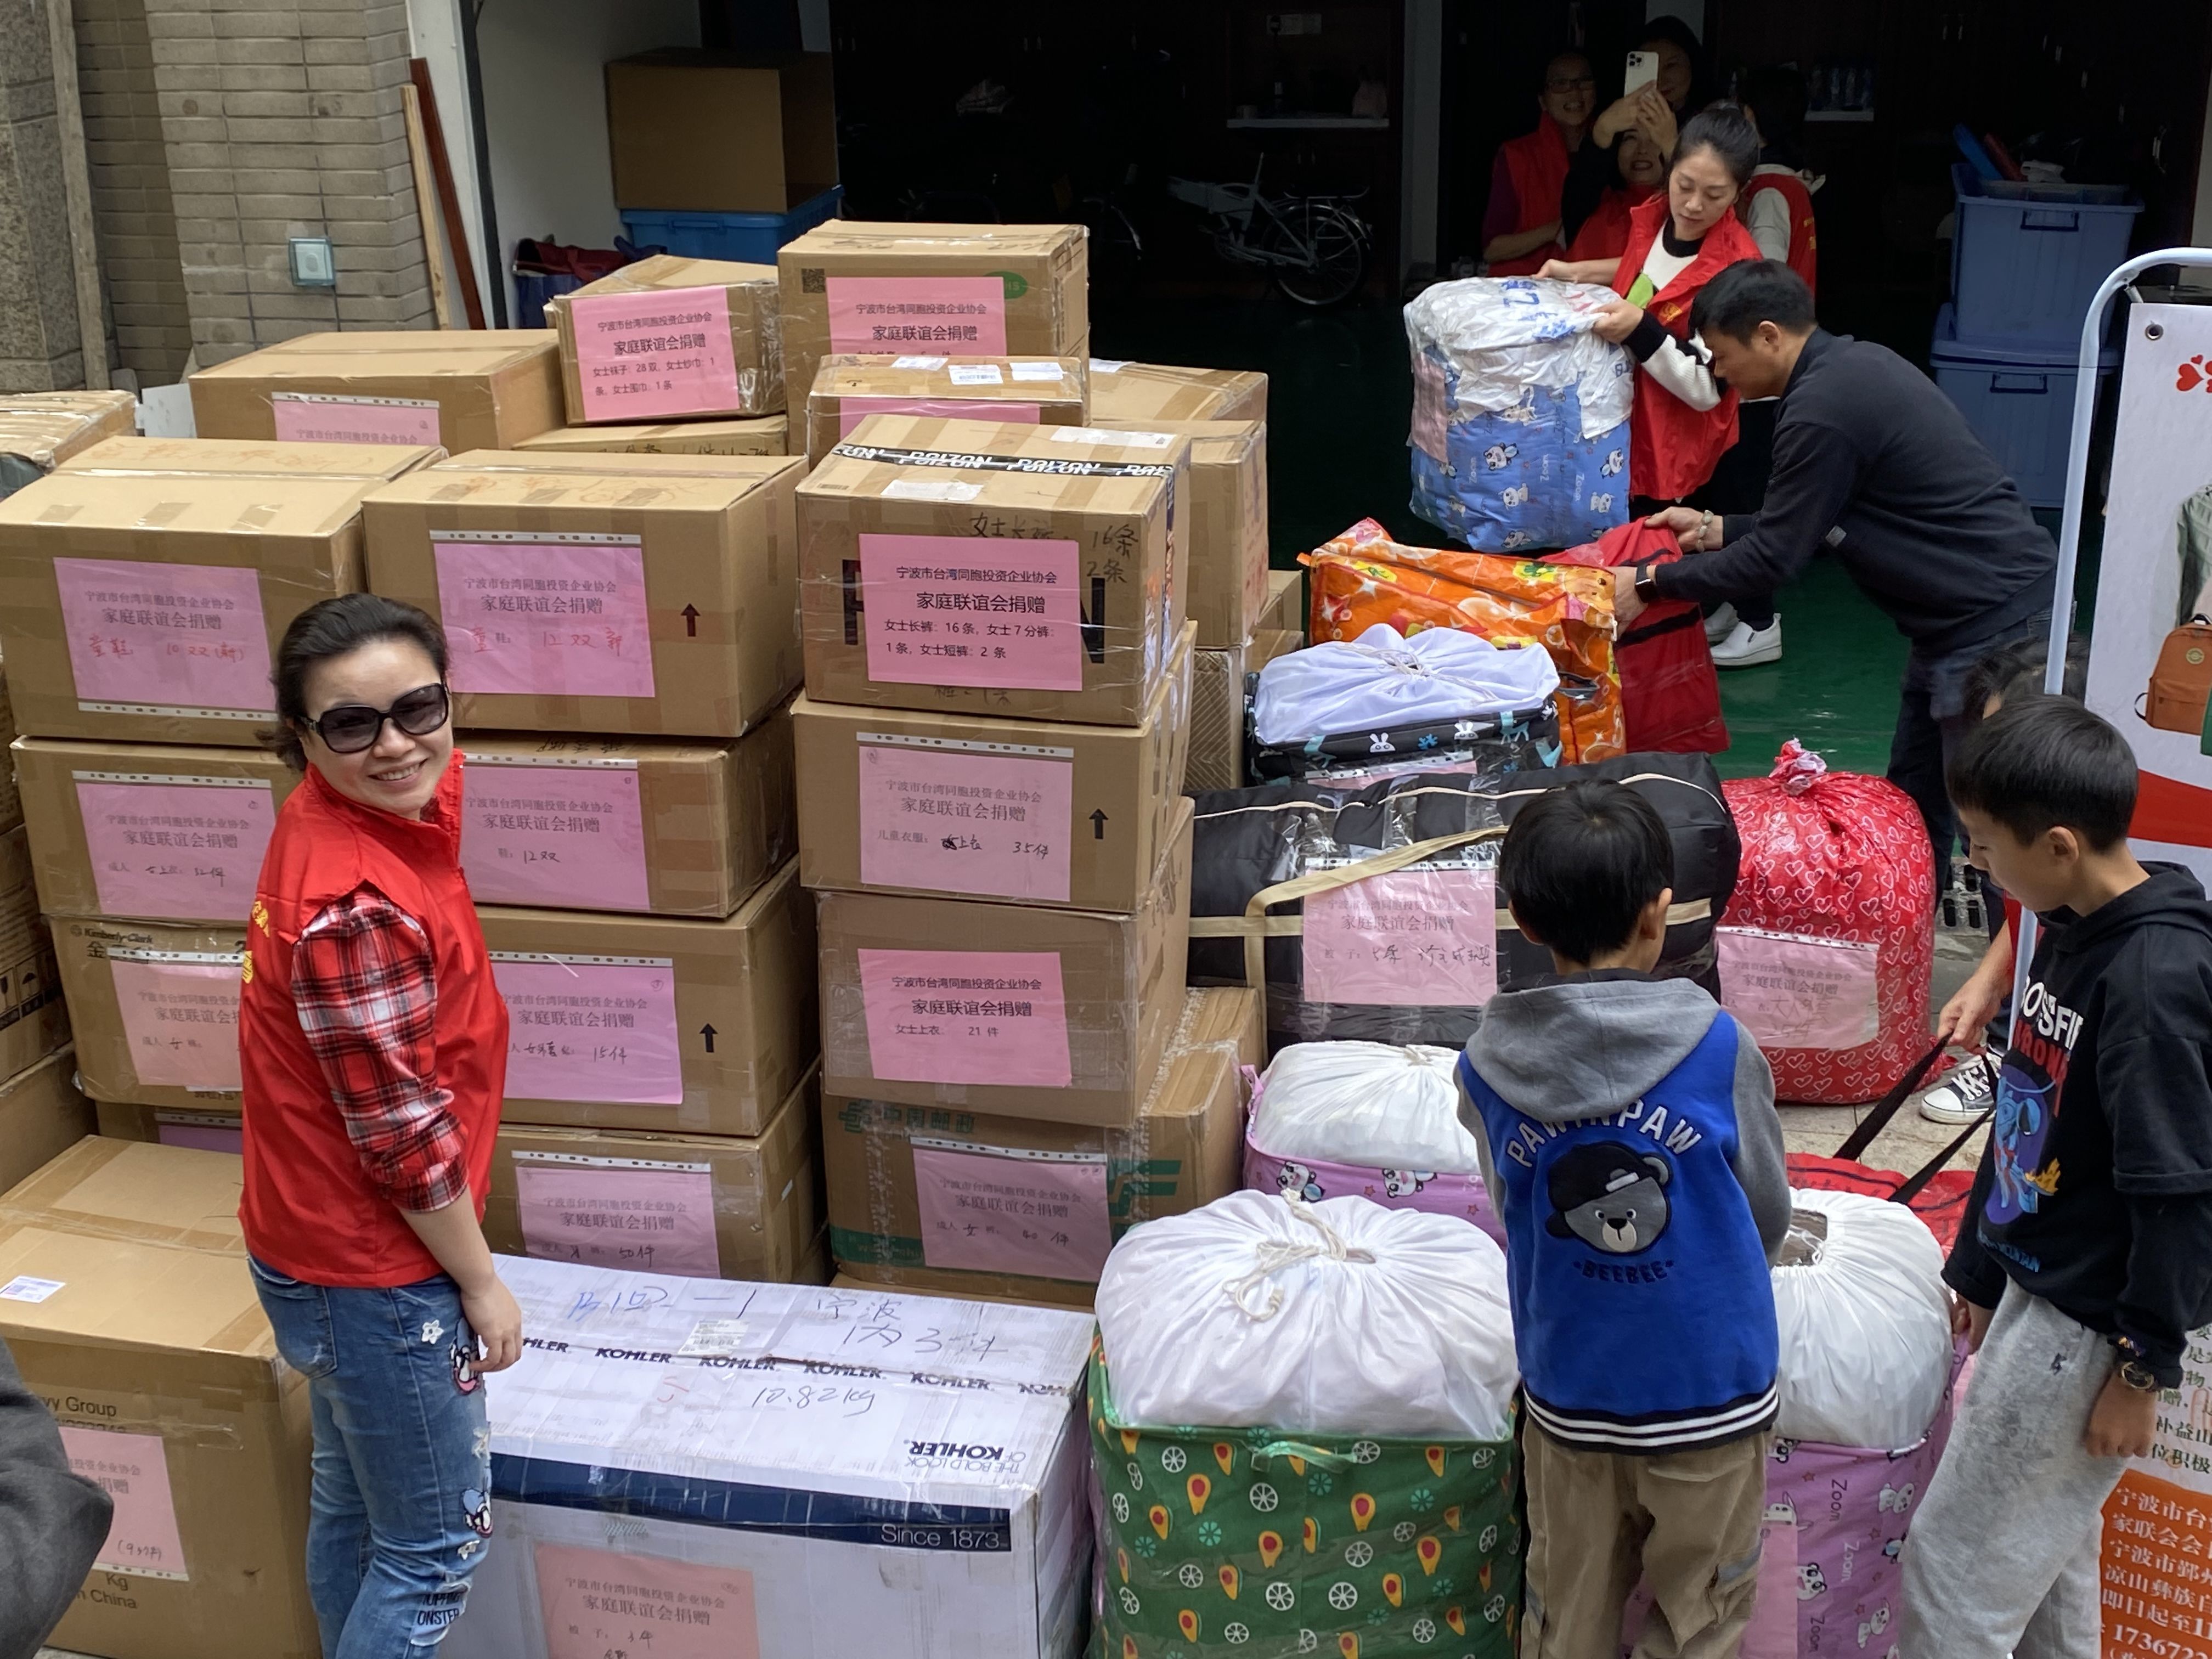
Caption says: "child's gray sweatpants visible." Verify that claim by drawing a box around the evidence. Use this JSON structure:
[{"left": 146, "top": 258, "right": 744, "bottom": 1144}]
[{"left": 1897, "top": 1280, "right": 2131, "bottom": 1658}]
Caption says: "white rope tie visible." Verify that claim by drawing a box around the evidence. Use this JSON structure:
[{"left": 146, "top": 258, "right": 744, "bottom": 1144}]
[{"left": 1223, "top": 1197, "right": 1376, "bottom": 1321}]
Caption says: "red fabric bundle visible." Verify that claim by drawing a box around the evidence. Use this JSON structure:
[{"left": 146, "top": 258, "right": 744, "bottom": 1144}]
[
  {"left": 1544, "top": 520, "right": 1729, "bottom": 753},
  {"left": 1786, "top": 1154, "right": 1974, "bottom": 1253},
  {"left": 1719, "top": 741, "right": 1936, "bottom": 1103}
]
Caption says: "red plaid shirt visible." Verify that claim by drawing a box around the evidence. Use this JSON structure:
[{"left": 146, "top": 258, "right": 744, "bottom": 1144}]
[{"left": 290, "top": 884, "right": 469, "bottom": 1212}]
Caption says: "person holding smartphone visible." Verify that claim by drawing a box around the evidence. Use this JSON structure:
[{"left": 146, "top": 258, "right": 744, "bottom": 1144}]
[
  {"left": 1561, "top": 16, "right": 1713, "bottom": 244},
  {"left": 1481, "top": 50, "right": 1598, "bottom": 276},
  {"left": 238, "top": 593, "right": 518, "bottom": 1655}
]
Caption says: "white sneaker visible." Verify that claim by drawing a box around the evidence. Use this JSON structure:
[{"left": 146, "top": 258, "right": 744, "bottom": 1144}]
[
  {"left": 1712, "top": 616, "right": 1782, "bottom": 667},
  {"left": 1917, "top": 1052, "right": 2000, "bottom": 1125},
  {"left": 1703, "top": 602, "right": 1739, "bottom": 645}
]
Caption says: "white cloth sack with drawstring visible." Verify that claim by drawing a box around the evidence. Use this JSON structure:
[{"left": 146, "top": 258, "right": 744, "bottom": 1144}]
[
  {"left": 1251, "top": 1041, "right": 1483, "bottom": 1173},
  {"left": 1250, "top": 623, "right": 1562, "bottom": 746},
  {"left": 1772, "top": 1187, "right": 1954, "bottom": 1447},
  {"left": 1094, "top": 1190, "right": 1517, "bottom": 1439}
]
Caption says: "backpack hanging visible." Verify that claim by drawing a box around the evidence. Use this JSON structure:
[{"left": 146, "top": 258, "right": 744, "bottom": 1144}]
[{"left": 2143, "top": 616, "right": 2212, "bottom": 736}]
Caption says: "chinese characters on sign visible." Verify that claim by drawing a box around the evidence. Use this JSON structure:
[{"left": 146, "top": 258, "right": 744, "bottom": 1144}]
[
  {"left": 2102, "top": 1329, "right": 2212, "bottom": 1658},
  {"left": 857, "top": 948, "right": 1071, "bottom": 1087},
  {"left": 432, "top": 537, "right": 657, "bottom": 699},
  {"left": 60, "top": 1425, "right": 189, "bottom": 1580},
  {"left": 53, "top": 557, "right": 273, "bottom": 713},
  {"left": 1302, "top": 867, "right": 1498, "bottom": 1007},
  {"left": 270, "top": 391, "right": 441, "bottom": 446},
  {"left": 911, "top": 1146, "right": 1113, "bottom": 1280},
  {"left": 825, "top": 276, "right": 1009, "bottom": 354},
  {"left": 109, "top": 953, "right": 242, "bottom": 1089},
  {"left": 460, "top": 763, "right": 650, "bottom": 912},
  {"left": 856, "top": 737, "right": 1074, "bottom": 902},
  {"left": 77, "top": 778, "right": 274, "bottom": 921},
  {"left": 533, "top": 1543, "right": 760, "bottom": 1659},
  {"left": 514, "top": 1158, "right": 719, "bottom": 1278},
  {"left": 857, "top": 532, "right": 1084, "bottom": 692},
  {"left": 571, "top": 285, "right": 746, "bottom": 421},
  {"left": 1716, "top": 928, "right": 1882, "bottom": 1052},
  {"left": 493, "top": 956, "right": 684, "bottom": 1105}
]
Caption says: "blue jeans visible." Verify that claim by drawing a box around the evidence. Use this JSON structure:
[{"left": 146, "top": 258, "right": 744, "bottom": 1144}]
[{"left": 250, "top": 1258, "right": 493, "bottom": 1657}]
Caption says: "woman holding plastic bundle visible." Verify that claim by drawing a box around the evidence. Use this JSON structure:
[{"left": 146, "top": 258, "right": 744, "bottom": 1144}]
[
  {"left": 237, "top": 594, "right": 517, "bottom": 1656},
  {"left": 1481, "top": 49, "right": 1598, "bottom": 275},
  {"left": 1538, "top": 103, "right": 1763, "bottom": 510}
]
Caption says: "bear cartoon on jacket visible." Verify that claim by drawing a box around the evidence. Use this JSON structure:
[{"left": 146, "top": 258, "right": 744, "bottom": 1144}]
[{"left": 1543, "top": 1141, "right": 1673, "bottom": 1254}]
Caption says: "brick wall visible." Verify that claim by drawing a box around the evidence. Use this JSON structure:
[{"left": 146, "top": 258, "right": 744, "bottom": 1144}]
[
  {"left": 75, "top": 0, "right": 192, "bottom": 383},
  {"left": 143, "top": 0, "right": 433, "bottom": 365},
  {"left": 0, "top": 0, "right": 89, "bottom": 390}
]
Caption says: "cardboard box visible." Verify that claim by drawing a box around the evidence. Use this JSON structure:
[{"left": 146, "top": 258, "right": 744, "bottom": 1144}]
[
  {"left": 792, "top": 623, "right": 1192, "bottom": 912},
  {"left": 459, "top": 715, "right": 793, "bottom": 920},
  {"left": 1259, "top": 564, "right": 1305, "bottom": 640},
  {"left": 550, "top": 255, "right": 784, "bottom": 424},
  {"left": 57, "top": 434, "right": 442, "bottom": 480},
  {"left": 479, "top": 857, "right": 814, "bottom": 1137},
  {"left": 450, "top": 1256, "right": 1093, "bottom": 1659},
  {"left": 1088, "top": 359, "right": 1268, "bottom": 424},
  {"left": 797, "top": 415, "right": 1186, "bottom": 727},
  {"left": 0, "top": 1137, "right": 318, "bottom": 1659},
  {"left": 0, "top": 390, "right": 138, "bottom": 496},
  {"left": 606, "top": 50, "right": 837, "bottom": 212},
  {"left": 802, "top": 353, "right": 1090, "bottom": 466},
  {"left": 50, "top": 915, "right": 244, "bottom": 1110},
  {"left": 363, "top": 449, "right": 805, "bottom": 738},
  {"left": 482, "top": 1065, "right": 823, "bottom": 1283},
  {"left": 14, "top": 737, "right": 297, "bottom": 924},
  {"left": 0, "top": 654, "right": 20, "bottom": 832},
  {"left": 0, "top": 824, "right": 69, "bottom": 1083},
  {"left": 0, "top": 469, "right": 375, "bottom": 746},
  {"left": 817, "top": 799, "right": 1192, "bottom": 1127},
  {"left": 0, "top": 1046, "right": 94, "bottom": 1193},
  {"left": 514, "top": 416, "right": 787, "bottom": 458},
  {"left": 1095, "top": 417, "right": 1267, "bottom": 648},
  {"left": 1186, "top": 628, "right": 1301, "bottom": 792},
  {"left": 188, "top": 330, "right": 563, "bottom": 454},
  {"left": 828, "top": 1268, "right": 1090, "bottom": 1312},
  {"left": 92, "top": 1101, "right": 243, "bottom": 1154},
  {"left": 778, "top": 221, "right": 1088, "bottom": 424},
  {"left": 824, "top": 986, "right": 1258, "bottom": 1305}
]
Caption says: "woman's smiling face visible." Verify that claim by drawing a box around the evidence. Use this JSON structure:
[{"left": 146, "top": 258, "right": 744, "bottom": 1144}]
[{"left": 297, "top": 637, "right": 454, "bottom": 819}]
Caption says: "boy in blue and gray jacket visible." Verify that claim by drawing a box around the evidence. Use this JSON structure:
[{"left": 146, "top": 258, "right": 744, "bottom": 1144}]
[{"left": 1458, "top": 780, "right": 1790, "bottom": 1659}]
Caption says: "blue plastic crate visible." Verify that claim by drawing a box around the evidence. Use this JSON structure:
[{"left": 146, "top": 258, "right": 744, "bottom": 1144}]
[
  {"left": 1950, "top": 163, "right": 2141, "bottom": 348},
  {"left": 1929, "top": 304, "right": 2115, "bottom": 510},
  {"left": 619, "top": 186, "right": 844, "bottom": 266}
]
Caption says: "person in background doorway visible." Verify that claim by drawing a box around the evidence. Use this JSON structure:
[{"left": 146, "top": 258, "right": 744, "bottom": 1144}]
[
  {"left": 1560, "top": 15, "right": 1716, "bottom": 245},
  {"left": 1482, "top": 50, "right": 1597, "bottom": 276},
  {"left": 1539, "top": 104, "right": 1763, "bottom": 510},
  {"left": 1561, "top": 127, "right": 1666, "bottom": 263}
]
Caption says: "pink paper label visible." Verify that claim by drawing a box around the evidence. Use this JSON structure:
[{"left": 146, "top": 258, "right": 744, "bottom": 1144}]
[
  {"left": 838, "top": 396, "right": 1041, "bottom": 438},
  {"left": 434, "top": 538, "right": 657, "bottom": 699},
  {"left": 856, "top": 739, "right": 1073, "bottom": 902},
  {"left": 572, "top": 285, "right": 744, "bottom": 421},
  {"left": 269, "top": 392, "right": 441, "bottom": 446},
  {"left": 61, "top": 1425, "right": 189, "bottom": 1579},
  {"left": 109, "top": 955, "right": 241, "bottom": 1090},
  {"left": 1717, "top": 928, "right": 1882, "bottom": 1051},
  {"left": 77, "top": 778, "right": 275, "bottom": 921},
  {"left": 857, "top": 949, "right": 1070, "bottom": 1087},
  {"left": 912, "top": 1146, "right": 1112, "bottom": 1281},
  {"left": 1410, "top": 353, "right": 1448, "bottom": 460},
  {"left": 826, "top": 275, "right": 1008, "bottom": 354},
  {"left": 534, "top": 1543, "right": 760, "bottom": 1659},
  {"left": 53, "top": 557, "right": 273, "bottom": 713},
  {"left": 1302, "top": 867, "right": 1498, "bottom": 1007},
  {"left": 461, "top": 764, "right": 649, "bottom": 912},
  {"left": 857, "top": 532, "right": 1084, "bottom": 691},
  {"left": 156, "top": 1118, "right": 243, "bottom": 1154},
  {"left": 495, "top": 957, "right": 683, "bottom": 1105},
  {"left": 514, "top": 1158, "right": 719, "bottom": 1277}
]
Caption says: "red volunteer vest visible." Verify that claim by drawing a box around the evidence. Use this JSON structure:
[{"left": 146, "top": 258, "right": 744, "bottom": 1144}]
[
  {"left": 239, "top": 759, "right": 508, "bottom": 1287},
  {"left": 1565, "top": 184, "right": 1657, "bottom": 264},
  {"left": 1489, "top": 120, "right": 1574, "bottom": 276},
  {"left": 1741, "top": 168, "right": 1819, "bottom": 295},
  {"left": 1611, "top": 194, "right": 1763, "bottom": 503}
]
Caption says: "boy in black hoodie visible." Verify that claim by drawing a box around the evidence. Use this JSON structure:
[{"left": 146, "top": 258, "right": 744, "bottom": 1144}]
[{"left": 1899, "top": 698, "right": 2212, "bottom": 1658}]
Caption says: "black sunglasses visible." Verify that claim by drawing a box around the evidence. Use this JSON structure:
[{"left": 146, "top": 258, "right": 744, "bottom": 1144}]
[{"left": 306, "top": 684, "right": 451, "bottom": 755}]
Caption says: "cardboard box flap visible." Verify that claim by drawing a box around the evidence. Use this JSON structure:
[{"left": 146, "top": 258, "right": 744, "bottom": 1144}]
[
  {"left": 0, "top": 391, "right": 138, "bottom": 468},
  {"left": 0, "top": 1137, "right": 244, "bottom": 1254},
  {"left": 0, "top": 469, "right": 380, "bottom": 538},
  {"left": 213, "top": 329, "right": 556, "bottom": 367},
  {"left": 376, "top": 449, "right": 798, "bottom": 507},
  {"left": 786, "top": 222, "right": 1083, "bottom": 258},
  {"left": 573, "top": 254, "right": 778, "bottom": 296},
  {"left": 512, "top": 419, "right": 785, "bottom": 454},
  {"left": 1174, "top": 984, "right": 1265, "bottom": 1068},
  {"left": 0, "top": 1225, "right": 272, "bottom": 1358},
  {"left": 59, "top": 436, "right": 441, "bottom": 480},
  {"left": 1096, "top": 417, "right": 1265, "bottom": 460},
  {"left": 459, "top": 733, "right": 737, "bottom": 767},
  {"left": 807, "top": 414, "right": 1182, "bottom": 512},
  {"left": 812, "top": 354, "right": 1089, "bottom": 398}
]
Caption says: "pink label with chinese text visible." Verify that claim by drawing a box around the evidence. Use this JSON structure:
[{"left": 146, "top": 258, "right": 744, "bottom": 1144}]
[
  {"left": 434, "top": 539, "right": 657, "bottom": 699},
  {"left": 1410, "top": 353, "right": 1448, "bottom": 460},
  {"left": 54, "top": 557, "right": 272, "bottom": 712},
  {"left": 461, "top": 764, "right": 649, "bottom": 912},
  {"left": 826, "top": 276, "right": 1008, "bottom": 354},
  {"left": 912, "top": 1146, "right": 1112, "bottom": 1280},
  {"left": 535, "top": 1543, "right": 760, "bottom": 1659},
  {"left": 1717, "top": 928, "right": 1882, "bottom": 1051},
  {"left": 157, "top": 1120, "right": 244, "bottom": 1154},
  {"left": 856, "top": 740, "right": 1073, "bottom": 901},
  {"left": 838, "top": 396, "right": 1041, "bottom": 438},
  {"left": 1302, "top": 867, "right": 1498, "bottom": 1007},
  {"left": 515, "top": 1159, "right": 719, "bottom": 1278},
  {"left": 572, "top": 285, "right": 743, "bottom": 421},
  {"left": 109, "top": 956, "right": 241, "bottom": 1090},
  {"left": 495, "top": 958, "right": 683, "bottom": 1105},
  {"left": 857, "top": 532, "right": 1084, "bottom": 691},
  {"left": 857, "top": 949, "right": 1070, "bottom": 1087},
  {"left": 61, "top": 1425, "right": 189, "bottom": 1579},
  {"left": 77, "top": 779, "right": 275, "bottom": 921},
  {"left": 269, "top": 392, "right": 441, "bottom": 446}
]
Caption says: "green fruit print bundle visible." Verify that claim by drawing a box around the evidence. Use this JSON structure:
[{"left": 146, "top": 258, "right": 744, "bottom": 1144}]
[{"left": 1086, "top": 1347, "right": 1521, "bottom": 1658}]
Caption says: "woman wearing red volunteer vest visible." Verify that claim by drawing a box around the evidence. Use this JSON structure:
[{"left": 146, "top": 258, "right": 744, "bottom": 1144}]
[
  {"left": 239, "top": 594, "right": 515, "bottom": 1657},
  {"left": 1737, "top": 66, "right": 1819, "bottom": 295},
  {"left": 1561, "top": 128, "right": 1665, "bottom": 264},
  {"left": 1539, "top": 103, "right": 1763, "bottom": 507},
  {"left": 1481, "top": 50, "right": 1596, "bottom": 276}
]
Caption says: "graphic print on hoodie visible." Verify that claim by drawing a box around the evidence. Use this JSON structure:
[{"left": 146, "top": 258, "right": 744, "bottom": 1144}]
[{"left": 1459, "top": 972, "right": 1790, "bottom": 1453}]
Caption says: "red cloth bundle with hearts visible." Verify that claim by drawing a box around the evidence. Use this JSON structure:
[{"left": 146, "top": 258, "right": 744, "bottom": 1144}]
[{"left": 1717, "top": 741, "right": 1935, "bottom": 1103}]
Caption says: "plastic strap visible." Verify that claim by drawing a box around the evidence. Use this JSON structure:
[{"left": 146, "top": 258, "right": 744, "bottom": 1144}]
[
  {"left": 1892, "top": 1107, "right": 1995, "bottom": 1206},
  {"left": 1831, "top": 1039, "right": 1950, "bottom": 1163}
]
